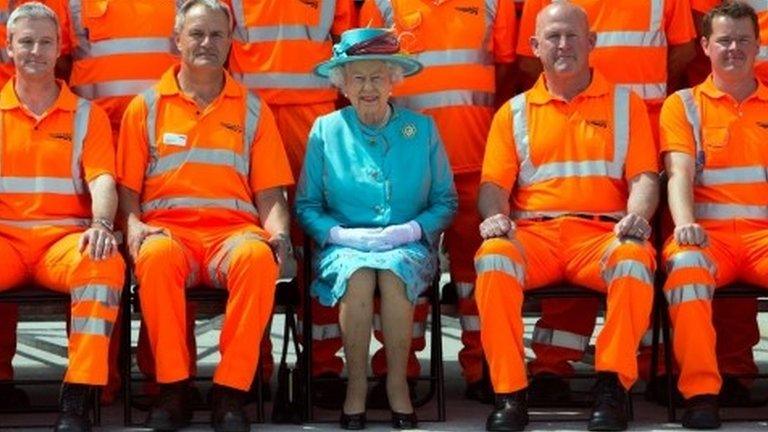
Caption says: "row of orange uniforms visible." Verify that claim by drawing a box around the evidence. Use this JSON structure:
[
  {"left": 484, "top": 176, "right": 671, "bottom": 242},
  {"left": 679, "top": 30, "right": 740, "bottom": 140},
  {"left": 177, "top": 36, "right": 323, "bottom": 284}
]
[{"left": 474, "top": 71, "right": 658, "bottom": 393}]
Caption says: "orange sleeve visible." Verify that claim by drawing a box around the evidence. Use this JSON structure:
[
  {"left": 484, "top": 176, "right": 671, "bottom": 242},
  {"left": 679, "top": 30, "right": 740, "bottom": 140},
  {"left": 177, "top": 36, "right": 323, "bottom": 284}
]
[
  {"left": 115, "top": 94, "right": 149, "bottom": 193},
  {"left": 515, "top": 0, "right": 545, "bottom": 57},
  {"left": 331, "top": 0, "right": 354, "bottom": 36},
  {"left": 664, "top": 0, "right": 696, "bottom": 45},
  {"left": 481, "top": 102, "right": 518, "bottom": 190},
  {"left": 659, "top": 92, "right": 696, "bottom": 157},
  {"left": 358, "top": 0, "right": 385, "bottom": 28},
  {"left": 81, "top": 103, "right": 115, "bottom": 182},
  {"left": 625, "top": 92, "right": 660, "bottom": 180},
  {"left": 249, "top": 103, "right": 294, "bottom": 192},
  {"left": 492, "top": 0, "right": 517, "bottom": 63}
]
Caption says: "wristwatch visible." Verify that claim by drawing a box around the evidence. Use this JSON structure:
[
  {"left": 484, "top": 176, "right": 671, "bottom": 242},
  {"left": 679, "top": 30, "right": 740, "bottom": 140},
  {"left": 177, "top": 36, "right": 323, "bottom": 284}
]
[{"left": 92, "top": 217, "right": 114, "bottom": 231}]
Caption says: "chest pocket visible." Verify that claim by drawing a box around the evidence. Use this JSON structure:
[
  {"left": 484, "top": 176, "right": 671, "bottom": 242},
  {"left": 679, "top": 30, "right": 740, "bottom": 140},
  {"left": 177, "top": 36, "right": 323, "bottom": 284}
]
[{"left": 701, "top": 125, "right": 730, "bottom": 168}]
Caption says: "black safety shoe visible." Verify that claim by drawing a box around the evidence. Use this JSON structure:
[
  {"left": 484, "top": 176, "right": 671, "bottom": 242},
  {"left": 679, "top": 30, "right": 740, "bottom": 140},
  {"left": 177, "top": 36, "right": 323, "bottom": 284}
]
[
  {"left": 144, "top": 380, "right": 192, "bottom": 431},
  {"left": 210, "top": 384, "right": 249, "bottom": 432},
  {"left": 54, "top": 383, "right": 93, "bottom": 432},
  {"left": 682, "top": 394, "right": 721, "bottom": 429},
  {"left": 588, "top": 372, "right": 628, "bottom": 431},
  {"left": 486, "top": 390, "right": 528, "bottom": 431}
]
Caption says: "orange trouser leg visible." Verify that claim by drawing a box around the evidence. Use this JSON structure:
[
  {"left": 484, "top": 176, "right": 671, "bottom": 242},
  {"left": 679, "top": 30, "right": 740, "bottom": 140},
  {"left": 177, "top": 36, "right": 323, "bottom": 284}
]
[
  {"left": 136, "top": 302, "right": 199, "bottom": 386},
  {"left": 297, "top": 297, "right": 344, "bottom": 376},
  {"left": 208, "top": 234, "right": 277, "bottom": 391},
  {"left": 444, "top": 172, "right": 485, "bottom": 383},
  {"left": 474, "top": 238, "right": 528, "bottom": 394},
  {"left": 662, "top": 242, "right": 722, "bottom": 399},
  {"left": 0, "top": 304, "right": 18, "bottom": 380},
  {"left": 136, "top": 235, "right": 193, "bottom": 384},
  {"left": 35, "top": 233, "right": 125, "bottom": 385},
  {"left": 371, "top": 295, "right": 427, "bottom": 379},
  {"left": 713, "top": 297, "right": 759, "bottom": 378}
]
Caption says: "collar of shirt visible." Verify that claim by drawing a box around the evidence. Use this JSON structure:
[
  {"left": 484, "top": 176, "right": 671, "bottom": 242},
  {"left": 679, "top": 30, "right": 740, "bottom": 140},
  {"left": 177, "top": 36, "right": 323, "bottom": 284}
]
[
  {"left": 527, "top": 70, "right": 611, "bottom": 106},
  {"left": 699, "top": 73, "right": 768, "bottom": 102},
  {"left": 156, "top": 64, "right": 244, "bottom": 100},
  {"left": 0, "top": 78, "right": 78, "bottom": 113}
]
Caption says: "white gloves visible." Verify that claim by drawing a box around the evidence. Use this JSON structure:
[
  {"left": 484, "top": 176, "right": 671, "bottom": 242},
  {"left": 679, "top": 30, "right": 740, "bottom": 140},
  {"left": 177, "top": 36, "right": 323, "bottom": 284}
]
[{"left": 327, "top": 221, "right": 422, "bottom": 252}]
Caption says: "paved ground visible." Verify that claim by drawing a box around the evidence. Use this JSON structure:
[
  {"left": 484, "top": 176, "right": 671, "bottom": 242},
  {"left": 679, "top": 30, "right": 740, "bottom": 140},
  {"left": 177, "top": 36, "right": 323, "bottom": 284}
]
[{"left": 2, "top": 303, "right": 768, "bottom": 431}]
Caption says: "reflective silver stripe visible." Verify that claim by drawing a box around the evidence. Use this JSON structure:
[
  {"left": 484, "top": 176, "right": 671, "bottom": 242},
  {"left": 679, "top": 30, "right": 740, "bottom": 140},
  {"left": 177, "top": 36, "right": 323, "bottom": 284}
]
[
  {"left": 0, "top": 218, "right": 90, "bottom": 228},
  {"left": 147, "top": 149, "right": 249, "bottom": 178},
  {"left": 483, "top": 0, "right": 498, "bottom": 48},
  {"left": 512, "top": 210, "right": 626, "bottom": 220},
  {"left": 620, "top": 82, "right": 667, "bottom": 101},
  {"left": 640, "top": 329, "right": 654, "bottom": 347},
  {"left": 234, "top": 72, "right": 331, "bottom": 90},
  {"left": 666, "top": 250, "right": 716, "bottom": 275},
  {"left": 295, "top": 321, "right": 342, "bottom": 340},
  {"left": 142, "top": 87, "right": 160, "bottom": 149},
  {"left": 71, "top": 284, "right": 120, "bottom": 308},
  {"left": 595, "top": 0, "right": 664, "bottom": 48},
  {"left": 141, "top": 197, "right": 258, "bottom": 214},
  {"left": 474, "top": 254, "right": 525, "bottom": 286},
  {"left": 759, "top": 45, "right": 768, "bottom": 61},
  {"left": 665, "top": 283, "right": 713, "bottom": 306},
  {"left": 694, "top": 203, "right": 768, "bottom": 220},
  {"left": 412, "top": 49, "right": 492, "bottom": 67},
  {"left": 206, "top": 232, "right": 264, "bottom": 288},
  {"left": 745, "top": 0, "right": 768, "bottom": 13},
  {"left": 699, "top": 166, "right": 768, "bottom": 186},
  {"left": 231, "top": 0, "right": 335, "bottom": 42},
  {"left": 88, "top": 37, "right": 174, "bottom": 58},
  {"left": 677, "top": 88, "right": 702, "bottom": 157},
  {"left": 532, "top": 326, "right": 590, "bottom": 351},
  {"left": 395, "top": 90, "right": 494, "bottom": 111},
  {"left": 456, "top": 282, "right": 474, "bottom": 298},
  {"left": 602, "top": 259, "right": 653, "bottom": 285},
  {"left": 244, "top": 91, "right": 261, "bottom": 161},
  {"left": 512, "top": 88, "right": 630, "bottom": 188},
  {"left": 0, "top": 177, "right": 83, "bottom": 194},
  {"left": 372, "top": 0, "right": 395, "bottom": 27},
  {"left": 74, "top": 79, "right": 157, "bottom": 99},
  {"left": 71, "top": 317, "right": 114, "bottom": 337},
  {"left": 71, "top": 98, "right": 90, "bottom": 194},
  {"left": 460, "top": 315, "right": 480, "bottom": 332},
  {"left": 0, "top": 10, "right": 8, "bottom": 24}
]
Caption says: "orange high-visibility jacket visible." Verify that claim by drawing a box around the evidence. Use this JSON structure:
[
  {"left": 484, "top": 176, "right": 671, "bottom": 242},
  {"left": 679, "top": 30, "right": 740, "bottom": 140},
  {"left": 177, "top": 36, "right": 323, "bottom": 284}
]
[
  {"left": 360, "top": 0, "right": 517, "bottom": 173},
  {"left": 517, "top": 0, "right": 696, "bottom": 106},
  {"left": 482, "top": 72, "right": 659, "bottom": 218},
  {"left": 225, "top": 0, "right": 353, "bottom": 105},
  {"left": 117, "top": 66, "right": 294, "bottom": 228},
  {"left": 660, "top": 76, "right": 768, "bottom": 221},
  {"left": 0, "top": 79, "right": 114, "bottom": 225},
  {"left": 67, "top": 0, "right": 178, "bottom": 125}
]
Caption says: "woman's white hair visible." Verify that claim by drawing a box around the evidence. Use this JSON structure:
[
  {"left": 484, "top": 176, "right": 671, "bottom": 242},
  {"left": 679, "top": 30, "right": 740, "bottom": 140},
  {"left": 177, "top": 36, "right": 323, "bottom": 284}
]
[
  {"left": 7, "top": 2, "right": 60, "bottom": 43},
  {"left": 328, "top": 61, "right": 405, "bottom": 89}
]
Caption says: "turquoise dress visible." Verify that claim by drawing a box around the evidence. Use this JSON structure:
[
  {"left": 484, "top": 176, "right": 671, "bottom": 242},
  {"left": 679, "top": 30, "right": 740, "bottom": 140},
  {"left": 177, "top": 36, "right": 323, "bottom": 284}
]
[{"left": 296, "top": 105, "right": 457, "bottom": 307}]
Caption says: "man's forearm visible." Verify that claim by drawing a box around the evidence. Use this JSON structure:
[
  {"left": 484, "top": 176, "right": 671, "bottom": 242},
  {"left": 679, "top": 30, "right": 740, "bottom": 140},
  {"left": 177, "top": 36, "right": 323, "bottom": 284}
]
[
  {"left": 89, "top": 174, "right": 118, "bottom": 222},
  {"left": 256, "top": 187, "right": 291, "bottom": 236},
  {"left": 626, "top": 173, "right": 659, "bottom": 221},
  {"left": 117, "top": 185, "right": 142, "bottom": 226},
  {"left": 478, "top": 183, "right": 512, "bottom": 220}
]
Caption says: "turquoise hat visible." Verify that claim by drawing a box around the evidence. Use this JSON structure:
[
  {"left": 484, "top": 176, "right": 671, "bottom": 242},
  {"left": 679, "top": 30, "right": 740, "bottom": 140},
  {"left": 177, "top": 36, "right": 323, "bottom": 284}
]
[{"left": 314, "top": 28, "right": 422, "bottom": 78}]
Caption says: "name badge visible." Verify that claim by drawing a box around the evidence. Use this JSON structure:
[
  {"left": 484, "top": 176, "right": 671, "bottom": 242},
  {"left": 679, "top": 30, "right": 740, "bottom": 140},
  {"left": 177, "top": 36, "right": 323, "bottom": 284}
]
[{"left": 163, "top": 133, "right": 187, "bottom": 147}]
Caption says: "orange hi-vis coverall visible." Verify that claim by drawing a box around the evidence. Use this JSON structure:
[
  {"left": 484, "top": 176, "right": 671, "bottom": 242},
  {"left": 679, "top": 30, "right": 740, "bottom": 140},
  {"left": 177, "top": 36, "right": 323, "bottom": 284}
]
[
  {"left": 659, "top": 77, "right": 768, "bottom": 399},
  {"left": 475, "top": 72, "right": 658, "bottom": 393},
  {"left": 67, "top": 0, "right": 179, "bottom": 132},
  {"left": 0, "top": 79, "right": 125, "bottom": 386},
  {"left": 515, "top": 0, "right": 695, "bottom": 379},
  {"left": 360, "top": 0, "right": 517, "bottom": 385},
  {"left": 224, "top": 0, "right": 353, "bottom": 380},
  {"left": 117, "top": 66, "right": 294, "bottom": 391}
]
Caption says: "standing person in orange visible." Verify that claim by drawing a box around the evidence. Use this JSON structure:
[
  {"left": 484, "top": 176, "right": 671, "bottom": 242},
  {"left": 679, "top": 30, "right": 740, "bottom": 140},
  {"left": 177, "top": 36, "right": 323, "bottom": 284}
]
[
  {"left": 359, "top": 0, "right": 517, "bottom": 404},
  {"left": 0, "top": 3, "right": 124, "bottom": 431},
  {"left": 116, "top": 1, "right": 293, "bottom": 430},
  {"left": 476, "top": 3, "right": 659, "bottom": 431},
  {"left": 224, "top": 0, "right": 353, "bottom": 404},
  {"left": 513, "top": 0, "right": 696, "bottom": 402},
  {"left": 659, "top": 2, "right": 768, "bottom": 428}
]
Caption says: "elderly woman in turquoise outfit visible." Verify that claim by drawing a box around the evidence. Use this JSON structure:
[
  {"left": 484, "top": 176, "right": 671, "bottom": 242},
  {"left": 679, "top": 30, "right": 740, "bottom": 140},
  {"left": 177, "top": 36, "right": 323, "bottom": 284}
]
[{"left": 296, "top": 28, "right": 457, "bottom": 430}]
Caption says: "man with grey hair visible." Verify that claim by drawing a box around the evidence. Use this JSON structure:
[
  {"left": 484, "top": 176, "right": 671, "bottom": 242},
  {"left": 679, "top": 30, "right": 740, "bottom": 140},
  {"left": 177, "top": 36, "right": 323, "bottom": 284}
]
[{"left": 117, "top": 1, "right": 293, "bottom": 431}]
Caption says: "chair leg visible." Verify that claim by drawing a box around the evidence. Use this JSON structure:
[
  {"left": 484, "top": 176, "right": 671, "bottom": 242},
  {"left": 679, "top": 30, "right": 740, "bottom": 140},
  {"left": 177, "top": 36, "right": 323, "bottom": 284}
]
[
  {"left": 432, "top": 280, "right": 446, "bottom": 422},
  {"left": 122, "top": 285, "right": 133, "bottom": 426},
  {"left": 660, "top": 297, "right": 676, "bottom": 422}
]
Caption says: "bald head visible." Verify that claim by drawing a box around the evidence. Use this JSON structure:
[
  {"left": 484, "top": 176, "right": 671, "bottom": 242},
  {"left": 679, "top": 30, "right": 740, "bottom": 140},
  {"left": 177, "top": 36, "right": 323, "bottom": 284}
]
[
  {"left": 535, "top": 1, "right": 590, "bottom": 38},
  {"left": 530, "top": 0, "right": 594, "bottom": 80}
]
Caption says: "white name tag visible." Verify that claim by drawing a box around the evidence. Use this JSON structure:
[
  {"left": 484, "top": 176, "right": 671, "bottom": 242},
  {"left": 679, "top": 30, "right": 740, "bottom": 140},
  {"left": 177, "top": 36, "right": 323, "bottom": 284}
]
[{"left": 162, "top": 133, "right": 187, "bottom": 147}]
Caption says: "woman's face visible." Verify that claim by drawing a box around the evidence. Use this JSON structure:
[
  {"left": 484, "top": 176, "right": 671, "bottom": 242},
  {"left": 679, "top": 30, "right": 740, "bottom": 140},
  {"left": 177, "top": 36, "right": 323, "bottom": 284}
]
[{"left": 342, "top": 60, "right": 393, "bottom": 123}]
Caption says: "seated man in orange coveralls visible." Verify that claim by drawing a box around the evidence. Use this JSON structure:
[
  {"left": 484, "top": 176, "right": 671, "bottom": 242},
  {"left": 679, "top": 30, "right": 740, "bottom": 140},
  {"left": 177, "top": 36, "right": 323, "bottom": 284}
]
[
  {"left": 474, "top": 2, "right": 659, "bottom": 431},
  {"left": 659, "top": 2, "right": 768, "bottom": 429},
  {"left": 0, "top": 3, "right": 125, "bottom": 432},
  {"left": 116, "top": 1, "right": 293, "bottom": 431}
]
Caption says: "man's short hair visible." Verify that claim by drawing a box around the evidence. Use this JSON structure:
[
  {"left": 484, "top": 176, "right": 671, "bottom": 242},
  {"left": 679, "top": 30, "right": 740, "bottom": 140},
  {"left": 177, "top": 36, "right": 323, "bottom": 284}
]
[
  {"left": 702, "top": 1, "right": 759, "bottom": 39},
  {"left": 7, "top": 2, "right": 60, "bottom": 43},
  {"left": 174, "top": 0, "right": 234, "bottom": 35}
]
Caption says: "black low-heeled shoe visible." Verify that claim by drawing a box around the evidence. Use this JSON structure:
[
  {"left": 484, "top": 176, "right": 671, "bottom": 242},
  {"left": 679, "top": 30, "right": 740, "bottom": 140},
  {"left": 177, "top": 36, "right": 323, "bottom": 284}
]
[
  {"left": 391, "top": 411, "right": 418, "bottom": 429},
  {"left": 339, "top": 412, "right": 366, "bottom": 430}
]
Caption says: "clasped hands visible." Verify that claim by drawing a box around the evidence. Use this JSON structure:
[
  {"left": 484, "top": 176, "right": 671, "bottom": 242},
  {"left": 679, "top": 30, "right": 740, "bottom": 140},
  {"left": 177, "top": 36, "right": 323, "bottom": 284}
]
[{"left": 328, "top": 221, "right": 422, "bottom": 251}]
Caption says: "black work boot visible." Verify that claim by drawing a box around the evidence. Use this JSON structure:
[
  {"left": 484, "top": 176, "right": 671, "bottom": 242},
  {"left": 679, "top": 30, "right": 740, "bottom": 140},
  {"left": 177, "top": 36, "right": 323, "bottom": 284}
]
[
  {"left": 54, "top": 383, "right": 93, "bottom": 432},
  {"left": 486, "top": 390, "right": 528, "bottom": 431},
  {"left": 210, "top": 384, "right": 249, "bottom": 432},
  {"left": 144, "top": 380, "right": 192, "bottom": 431},
  {"left": 588, "top": 372, "right": 628, "bottom": 431},
  {"left": 682, "top": 394, "right": 721, "bottom": 429}
]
